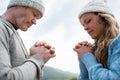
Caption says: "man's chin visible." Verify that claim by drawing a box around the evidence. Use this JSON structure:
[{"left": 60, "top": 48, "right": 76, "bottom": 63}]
[{"left": 20, "top": 28, "right": 28, "bottom": 31}]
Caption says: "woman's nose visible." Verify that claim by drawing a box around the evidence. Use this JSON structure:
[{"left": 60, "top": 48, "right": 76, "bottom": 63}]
[{"left": 84, "top": 25, "right": 89, "bottom": 31}]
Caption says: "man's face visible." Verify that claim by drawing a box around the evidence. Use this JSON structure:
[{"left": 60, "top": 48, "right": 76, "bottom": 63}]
[{"left": 14, "top": 6, "right": 42, "bottom": 31}]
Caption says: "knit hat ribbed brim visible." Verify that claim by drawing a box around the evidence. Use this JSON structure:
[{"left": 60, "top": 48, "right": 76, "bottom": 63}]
[
  {"left": 79, "top": 0, "right": 114, "bottom": 18},
  {"left": 8, "top": 0, "right": 45, "bottom": 17}
]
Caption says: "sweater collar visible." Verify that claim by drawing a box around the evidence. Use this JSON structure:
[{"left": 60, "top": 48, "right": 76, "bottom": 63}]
[{"left": 7, "top": 21, "right": 18, "bottom": 30}]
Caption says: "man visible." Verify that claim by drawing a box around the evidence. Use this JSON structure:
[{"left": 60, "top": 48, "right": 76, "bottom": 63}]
[{"left": 0, "top": 0, "right": 56, "bottom": 80}]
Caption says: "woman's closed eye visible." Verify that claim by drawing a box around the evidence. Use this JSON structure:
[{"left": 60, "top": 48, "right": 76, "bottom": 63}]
[{"left": 86, "top": 19, "right": 91, "bottom": 24}]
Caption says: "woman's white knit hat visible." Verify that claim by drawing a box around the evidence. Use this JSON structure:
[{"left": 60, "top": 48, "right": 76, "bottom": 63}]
[
  {"left": 79, "top": 0, "right": 114, "bottom": 18},
  {"left": 7, "top": 0, "right": 45, "bottom": 17}
]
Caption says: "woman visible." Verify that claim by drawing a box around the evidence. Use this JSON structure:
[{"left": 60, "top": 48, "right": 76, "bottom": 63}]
[{"left": 73, "top": 0, "right": 120, "bottom": 80}]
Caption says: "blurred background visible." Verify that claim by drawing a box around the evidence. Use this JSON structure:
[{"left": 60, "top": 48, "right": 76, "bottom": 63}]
[{"left": 0, "top": 0, "right": 120, "bottom": 79}]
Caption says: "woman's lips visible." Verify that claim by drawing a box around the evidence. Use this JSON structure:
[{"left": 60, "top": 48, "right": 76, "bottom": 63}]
[{"left": 88, "top": 30, "right": 93, "bottom": 35}]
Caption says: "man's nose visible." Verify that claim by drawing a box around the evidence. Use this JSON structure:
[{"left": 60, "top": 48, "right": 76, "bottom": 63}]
[{"left": 31, "top": 19, "right": 36, "bottom": 24}]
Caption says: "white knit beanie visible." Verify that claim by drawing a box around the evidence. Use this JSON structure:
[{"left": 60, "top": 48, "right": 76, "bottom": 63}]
[
  {"left": 7, "top": 0, "right": 45, "bottom": 17},
  {"left": 79, "top": 0, "right": 114, "bottom": 18}
]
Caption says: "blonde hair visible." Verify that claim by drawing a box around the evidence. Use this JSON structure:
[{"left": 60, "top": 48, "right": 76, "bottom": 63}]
[{"left": 93, "top": 13, "right": 119, "bottom": 68}]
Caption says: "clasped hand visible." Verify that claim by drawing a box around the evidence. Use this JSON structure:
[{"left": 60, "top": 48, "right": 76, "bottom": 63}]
[
  {"left": 73, "top": 41, "right": 95, "bottom": 58},
  {"left": 30, "top": 41, "right": 56, "bottom": 63}
]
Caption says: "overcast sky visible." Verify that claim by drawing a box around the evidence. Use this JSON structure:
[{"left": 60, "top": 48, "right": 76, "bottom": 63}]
[{"left": 0, "top": 0, "right": 120, "bottom": 73}]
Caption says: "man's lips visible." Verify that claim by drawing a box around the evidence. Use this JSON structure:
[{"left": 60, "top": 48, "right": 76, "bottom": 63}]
[{"left": 27, "top": 24, "right": 32, "bottom": 28}]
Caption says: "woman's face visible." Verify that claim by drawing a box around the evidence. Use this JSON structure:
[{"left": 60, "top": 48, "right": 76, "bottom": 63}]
[{"left": 80, "top": 12, "right": 105, "bottom": 39}]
